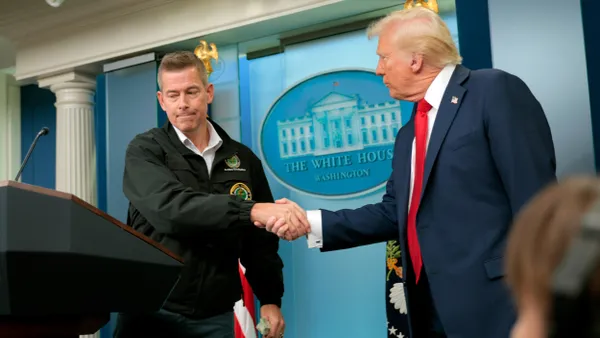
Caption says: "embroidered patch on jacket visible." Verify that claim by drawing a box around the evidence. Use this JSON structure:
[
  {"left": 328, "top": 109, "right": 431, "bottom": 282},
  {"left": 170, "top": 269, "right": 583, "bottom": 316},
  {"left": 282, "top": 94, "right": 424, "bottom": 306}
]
[
  {"left": 230, "top": 182, "right": 252, "bottom": 201},
  {"left": 224, "top": 155, "right": 246, "bottom": 172}
]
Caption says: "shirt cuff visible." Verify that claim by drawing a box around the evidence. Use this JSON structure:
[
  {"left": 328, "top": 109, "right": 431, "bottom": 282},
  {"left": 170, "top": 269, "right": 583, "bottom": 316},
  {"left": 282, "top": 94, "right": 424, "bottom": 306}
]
[{"left": 306, "top": 210, "right": 323, "bottom": 249}]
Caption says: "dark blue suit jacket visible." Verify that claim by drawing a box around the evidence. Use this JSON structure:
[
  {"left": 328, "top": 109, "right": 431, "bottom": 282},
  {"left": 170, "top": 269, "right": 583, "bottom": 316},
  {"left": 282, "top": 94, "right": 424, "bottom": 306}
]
[{"left": 320, "top": 65, "right": 556, "bottom": 338}]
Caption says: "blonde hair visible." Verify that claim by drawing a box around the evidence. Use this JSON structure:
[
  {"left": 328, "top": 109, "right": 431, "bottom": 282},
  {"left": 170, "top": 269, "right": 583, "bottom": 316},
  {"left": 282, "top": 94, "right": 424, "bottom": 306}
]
[
  {"left": 367, "top": 7, "right": 462, "bottom": 68},
  {"left": 506, "top": 177, "right": 600, "bottom": 313},
  {"left": 157, "top": 51, "right": 208, "bottom": 90}
]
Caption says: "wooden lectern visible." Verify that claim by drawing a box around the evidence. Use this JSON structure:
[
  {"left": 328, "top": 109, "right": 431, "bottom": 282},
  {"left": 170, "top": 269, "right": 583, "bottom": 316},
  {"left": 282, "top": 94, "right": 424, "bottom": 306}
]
[{"left": 0, "top": 180, "right": 183, "bottom": 338}]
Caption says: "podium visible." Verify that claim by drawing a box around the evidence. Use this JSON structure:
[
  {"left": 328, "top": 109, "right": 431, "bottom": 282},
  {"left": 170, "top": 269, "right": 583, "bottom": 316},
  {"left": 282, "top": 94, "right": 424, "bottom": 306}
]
[{"left": 0, "top": 180, "right": 184, "bottom": 338}]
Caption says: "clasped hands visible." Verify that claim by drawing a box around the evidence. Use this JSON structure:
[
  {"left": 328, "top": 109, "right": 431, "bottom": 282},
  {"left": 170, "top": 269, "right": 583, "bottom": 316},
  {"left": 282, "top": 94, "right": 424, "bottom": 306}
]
[{"left": 250, "top": 198, "right": 310, "bottom": 240}]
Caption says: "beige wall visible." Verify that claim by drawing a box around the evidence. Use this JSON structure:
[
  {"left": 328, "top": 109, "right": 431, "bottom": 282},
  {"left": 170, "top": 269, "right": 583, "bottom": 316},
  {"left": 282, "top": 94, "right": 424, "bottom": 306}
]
[{"left": 0, "top": 71, "right": 21, "bottom": 181}]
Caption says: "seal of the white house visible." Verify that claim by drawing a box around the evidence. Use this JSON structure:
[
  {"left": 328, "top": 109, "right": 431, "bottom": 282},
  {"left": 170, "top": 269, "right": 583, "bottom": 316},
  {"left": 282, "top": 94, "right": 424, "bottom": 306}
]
[{"left": 258, "top": 69, "right": 411, "bottom": 198}]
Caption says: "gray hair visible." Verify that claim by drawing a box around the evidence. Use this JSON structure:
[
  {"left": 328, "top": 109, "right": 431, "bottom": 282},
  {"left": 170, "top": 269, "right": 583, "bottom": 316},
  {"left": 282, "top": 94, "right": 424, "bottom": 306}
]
[{"left": 157, "top": 51, "right": 208, "bottom": 90}]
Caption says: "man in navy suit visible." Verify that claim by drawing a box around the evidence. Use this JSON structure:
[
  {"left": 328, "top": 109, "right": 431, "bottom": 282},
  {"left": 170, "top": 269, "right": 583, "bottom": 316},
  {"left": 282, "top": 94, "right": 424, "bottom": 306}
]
[{"left": 260, "top": 6, "right": 557, "bottom": 338}]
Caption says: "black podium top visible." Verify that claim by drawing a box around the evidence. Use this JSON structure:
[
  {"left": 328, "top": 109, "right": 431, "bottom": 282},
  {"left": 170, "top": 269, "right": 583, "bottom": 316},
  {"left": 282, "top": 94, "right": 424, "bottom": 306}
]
[{"left": 0, "top": 180, "right": 183, "bottom": 317}]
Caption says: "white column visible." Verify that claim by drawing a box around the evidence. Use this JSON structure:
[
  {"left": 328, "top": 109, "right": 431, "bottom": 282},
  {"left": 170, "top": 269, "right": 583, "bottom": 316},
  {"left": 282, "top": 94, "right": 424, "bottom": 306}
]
[
  {"left": 38, "top": 72, "right": 99, "bottom": 338},
  {"left": 0, "top": 71, "right": 21, "bottom": 181},
  {"left": 51, "top": 80, "right": 97, "bottom": 206},
  {"left": 39, "top": 72, "right": 97, "bottom": 206}
]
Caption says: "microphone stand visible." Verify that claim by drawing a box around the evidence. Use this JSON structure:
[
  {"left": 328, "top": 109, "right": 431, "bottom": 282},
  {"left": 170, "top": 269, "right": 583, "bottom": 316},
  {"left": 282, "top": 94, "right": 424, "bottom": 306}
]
[{"left": 14, "top": 127, "right": 50, "bottom": 182}]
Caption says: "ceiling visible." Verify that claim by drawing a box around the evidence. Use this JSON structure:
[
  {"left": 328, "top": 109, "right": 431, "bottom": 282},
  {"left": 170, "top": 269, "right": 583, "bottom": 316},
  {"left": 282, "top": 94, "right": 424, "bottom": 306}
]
[
  {"left": 149, "top": 0, "right": 455, "bottom": 57},
  {"left": 0, "top": 0, "right": 457, "bottom": 75},
  {"left": 0, "top": 0, "right": 176, "bottom": 72},
  {"left": 0, "top": 0, "right": 177, "bottom": 43}
]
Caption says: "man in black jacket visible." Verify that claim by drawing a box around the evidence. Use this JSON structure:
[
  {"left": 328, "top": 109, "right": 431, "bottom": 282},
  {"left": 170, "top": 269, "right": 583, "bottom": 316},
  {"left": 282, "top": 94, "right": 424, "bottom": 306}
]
[{"left": 113, "top": 51, "right": 309, "bottom": 338}]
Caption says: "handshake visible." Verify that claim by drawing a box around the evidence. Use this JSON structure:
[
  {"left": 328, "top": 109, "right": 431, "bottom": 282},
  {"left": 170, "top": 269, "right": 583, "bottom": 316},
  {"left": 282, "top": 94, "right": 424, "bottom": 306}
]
[{"left": 250, "top": 198, "right": 310, "bottom": 241}]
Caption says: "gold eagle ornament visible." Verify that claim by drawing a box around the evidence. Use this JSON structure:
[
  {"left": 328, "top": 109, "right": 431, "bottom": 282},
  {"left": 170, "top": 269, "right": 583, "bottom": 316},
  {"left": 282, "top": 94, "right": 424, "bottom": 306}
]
[
  {"left": 194, "top": 40, "right": 219, "bottom": 76},
  {"left": 404, "top": 0, "right": 439, "bottom": 13}
]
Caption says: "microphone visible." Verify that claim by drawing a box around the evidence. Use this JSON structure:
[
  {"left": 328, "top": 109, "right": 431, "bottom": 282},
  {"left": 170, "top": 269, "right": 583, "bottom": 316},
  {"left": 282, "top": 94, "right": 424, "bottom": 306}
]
[{"left": 14, "top": 127, "right": 50, "bottom": 182}]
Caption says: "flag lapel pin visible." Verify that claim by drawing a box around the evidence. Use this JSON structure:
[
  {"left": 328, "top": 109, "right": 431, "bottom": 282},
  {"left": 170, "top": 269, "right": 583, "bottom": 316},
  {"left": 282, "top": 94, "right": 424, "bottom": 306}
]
[{"left": 451, "top": 96, "right": 458, "bottom": 104}]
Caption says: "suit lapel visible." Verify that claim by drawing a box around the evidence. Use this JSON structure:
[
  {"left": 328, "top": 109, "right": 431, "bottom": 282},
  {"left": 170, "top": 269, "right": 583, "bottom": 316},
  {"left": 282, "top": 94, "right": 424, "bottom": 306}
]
[
  {"left": 421, "top": 66, "right": 469, "bottom": 196},
  {"left": 396, "top": 112, "right": 415, "bottom": 238}
]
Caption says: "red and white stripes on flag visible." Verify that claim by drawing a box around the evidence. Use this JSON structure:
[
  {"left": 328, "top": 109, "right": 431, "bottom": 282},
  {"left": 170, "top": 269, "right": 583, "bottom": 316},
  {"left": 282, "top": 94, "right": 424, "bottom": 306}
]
[{"left": 234, "top": 261, "right": 257, "bottom": 338}]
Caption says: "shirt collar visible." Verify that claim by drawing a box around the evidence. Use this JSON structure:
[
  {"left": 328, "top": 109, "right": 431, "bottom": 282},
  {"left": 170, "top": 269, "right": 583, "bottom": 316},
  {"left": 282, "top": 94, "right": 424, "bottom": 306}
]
[
  {"left": 173, "top": 120, "right": 223, "bottom": 153},
  {"left": 424, "top": 64, "right": 457, "bottom": 110}
]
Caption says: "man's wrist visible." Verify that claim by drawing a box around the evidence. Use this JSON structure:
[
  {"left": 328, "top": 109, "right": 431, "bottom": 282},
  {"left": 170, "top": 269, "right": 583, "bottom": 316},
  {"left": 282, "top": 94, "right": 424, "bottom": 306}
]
[
  {"left": 240, "top": 200, "right": 257, "bottom": 223},
  {"left": 258, "top": 298, "right": 282, "bottom": 308},
  {"left": 249, "top": 202, "right": 264, "bottom": 223}
]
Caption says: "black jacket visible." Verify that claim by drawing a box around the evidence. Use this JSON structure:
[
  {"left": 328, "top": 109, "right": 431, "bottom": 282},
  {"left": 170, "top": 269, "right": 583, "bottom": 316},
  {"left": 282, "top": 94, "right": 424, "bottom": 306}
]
[{"left": 122, "top": 120, "right": 284, "bottom": 319}]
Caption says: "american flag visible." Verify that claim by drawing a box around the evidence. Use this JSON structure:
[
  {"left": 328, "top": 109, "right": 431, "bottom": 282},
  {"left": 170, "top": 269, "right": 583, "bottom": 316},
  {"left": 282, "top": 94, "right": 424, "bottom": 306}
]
[{"left": 234, "top": 261, "right": 257, "bottom": 338}]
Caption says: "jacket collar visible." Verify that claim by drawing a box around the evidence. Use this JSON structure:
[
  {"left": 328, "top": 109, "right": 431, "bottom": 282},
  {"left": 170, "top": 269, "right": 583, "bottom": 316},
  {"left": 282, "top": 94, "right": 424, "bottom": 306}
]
[
  {"left": 449, "top": 63, "right": 470, "bottom": 86},
  {"left": 162, "top": 118, "right": 239, "bottom": 156}
]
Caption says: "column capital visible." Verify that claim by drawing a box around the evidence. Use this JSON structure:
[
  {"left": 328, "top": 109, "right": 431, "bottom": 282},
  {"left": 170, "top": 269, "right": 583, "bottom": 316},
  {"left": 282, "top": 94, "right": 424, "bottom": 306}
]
[
  {"left": 39, "top": 72, "right": 96, "bottom": 106},
  {"left": 38, "top": 71, "right": 96, "bottom": 91}
]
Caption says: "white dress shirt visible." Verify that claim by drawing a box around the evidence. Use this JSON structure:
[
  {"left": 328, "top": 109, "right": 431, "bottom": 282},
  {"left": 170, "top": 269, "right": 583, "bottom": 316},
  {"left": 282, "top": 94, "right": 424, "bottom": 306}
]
[
  {"left": 307, "top": 64, "right": 457, "bottom": 248},
  {"left": 173, "top": 121, "right": 223, "bottom": 177}
]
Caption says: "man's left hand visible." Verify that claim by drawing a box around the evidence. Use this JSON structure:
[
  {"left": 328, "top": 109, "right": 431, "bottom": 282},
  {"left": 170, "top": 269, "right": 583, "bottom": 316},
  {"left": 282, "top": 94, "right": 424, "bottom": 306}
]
[{"left": 260, "top": 304, "right": 285, "bottom": 338}]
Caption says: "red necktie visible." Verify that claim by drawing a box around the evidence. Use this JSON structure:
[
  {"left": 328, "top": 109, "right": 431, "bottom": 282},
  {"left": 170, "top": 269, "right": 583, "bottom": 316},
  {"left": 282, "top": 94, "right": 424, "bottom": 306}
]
[{"left": 407, "top": 99, "right": 431, "bottom": 284}]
